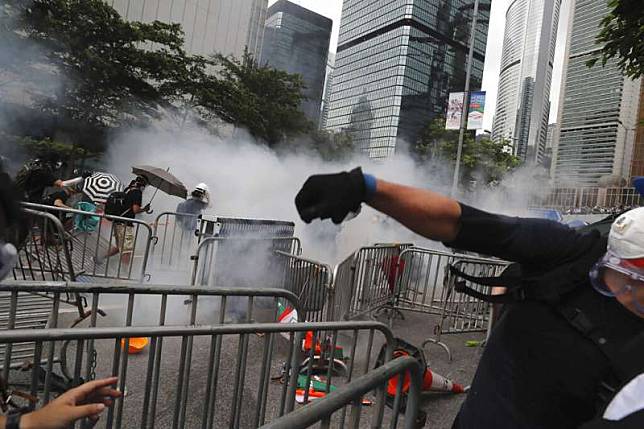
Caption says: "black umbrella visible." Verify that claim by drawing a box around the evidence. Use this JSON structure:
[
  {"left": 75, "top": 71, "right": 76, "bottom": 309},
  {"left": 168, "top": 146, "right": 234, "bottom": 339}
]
[
  {"left": 82, "top": 172, "right": 123, "bottom": 203},
  {"left": 131, "top": 165, "right": 187, "bottom": 199}
]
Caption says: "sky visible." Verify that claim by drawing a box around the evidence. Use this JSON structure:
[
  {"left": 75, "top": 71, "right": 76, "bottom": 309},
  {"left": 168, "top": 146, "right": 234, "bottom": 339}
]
[{"left": 267, "top": 0, "right": 573, "bottom": 131}]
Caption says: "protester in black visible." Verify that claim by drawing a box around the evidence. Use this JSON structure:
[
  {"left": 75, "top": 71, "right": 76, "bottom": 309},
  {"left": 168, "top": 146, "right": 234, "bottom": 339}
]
[
  {"left": 294, "top": 168, "right": 644, "bottom": 428},
  {"left": 14, "top": 159, "right": 64, "bottom": 203},
  {"left": 97, "top": 176, "right": 149, "bottom": 265}
]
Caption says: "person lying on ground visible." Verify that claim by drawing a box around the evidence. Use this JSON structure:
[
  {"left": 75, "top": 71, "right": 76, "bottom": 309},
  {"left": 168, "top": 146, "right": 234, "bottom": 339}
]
[{"left": 295, "top": 168, "right": 644, "bottom": 429}]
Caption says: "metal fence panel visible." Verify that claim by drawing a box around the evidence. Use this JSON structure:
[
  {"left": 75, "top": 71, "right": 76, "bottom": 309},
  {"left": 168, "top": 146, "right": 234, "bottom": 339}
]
[
  {"left": 0, "top": 321, "right": 395, "bottom": 429},
  {"left": 151, "top": 212, "right": 200, "bottom": 270},
  {"left": 20, "top": 203, "right": 154, "bottom": 282},
  {"left": 259, "top": 355, "right": 422, "bottom": 429},
  {"left": 199, "top": 216, "right": 295, "bottom": 239},
  {"left": 273, "top": 251, "right": 333, "bottom": 323},
  {"left": 331, "top": 244, "right": 411, "bottom": 321},
  {"left": 13, "top": 208, "right": 77, "bottom": 282},
  {"left": 190, "top": 236, "right": 301, "bottom": 289},
  {"left": 393, "top": 247, "right": 461, "bottom": 316}
]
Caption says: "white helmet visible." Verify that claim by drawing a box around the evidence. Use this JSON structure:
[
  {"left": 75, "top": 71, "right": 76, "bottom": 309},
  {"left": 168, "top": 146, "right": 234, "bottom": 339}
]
[
  {"left": 608, "top": 207, "right": 644, "bottom": 260},
  {"left": 195, "top": 183, "right": 209, "bottom": 193},
  {"left": 193, "top": 183, "right": 210, "bottom": 206}
]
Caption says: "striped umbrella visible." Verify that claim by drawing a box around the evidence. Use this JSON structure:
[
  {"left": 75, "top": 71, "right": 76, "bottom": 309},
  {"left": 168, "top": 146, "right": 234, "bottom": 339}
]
[{"left": 82, "top": 172, "right": 123, "bottom": 204}]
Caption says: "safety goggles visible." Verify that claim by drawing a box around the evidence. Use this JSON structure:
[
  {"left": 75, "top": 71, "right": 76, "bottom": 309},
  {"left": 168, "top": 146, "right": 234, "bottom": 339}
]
[{"left": 590, "top": 252, "right": 644, "bottom": 314}]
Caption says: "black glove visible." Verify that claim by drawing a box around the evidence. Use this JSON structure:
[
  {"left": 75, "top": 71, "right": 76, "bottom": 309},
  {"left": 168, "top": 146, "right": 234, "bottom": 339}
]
[{"left": 295, "top": 167, "right": 366, "bottom": 224}]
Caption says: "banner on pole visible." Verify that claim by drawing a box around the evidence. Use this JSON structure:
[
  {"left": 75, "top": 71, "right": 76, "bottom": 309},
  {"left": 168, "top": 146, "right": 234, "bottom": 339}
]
[
  {"left": 445, "top": 92, "right": 465, "bottom": 130},
  {"left": 467, "top": 91, "right": 486, "bottom": 130}
]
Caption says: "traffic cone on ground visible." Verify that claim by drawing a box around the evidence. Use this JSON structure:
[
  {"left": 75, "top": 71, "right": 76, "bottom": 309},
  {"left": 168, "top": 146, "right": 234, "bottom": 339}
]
[{"left": 422, "top": 368, "right": 465, "bottom": 393}]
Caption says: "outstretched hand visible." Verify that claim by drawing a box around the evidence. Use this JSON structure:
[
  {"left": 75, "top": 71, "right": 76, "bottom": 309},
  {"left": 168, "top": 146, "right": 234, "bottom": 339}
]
[
  {"left": 20, "top": 377, "right": 121, "bottom": 429},
  {"left": 295, "top": 167, "right": 366, "bottom": 224}
]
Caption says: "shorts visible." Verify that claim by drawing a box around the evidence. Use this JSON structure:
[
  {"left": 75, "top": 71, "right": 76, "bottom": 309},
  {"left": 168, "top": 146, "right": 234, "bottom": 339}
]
[{"left": 114, "top": 223, "right": 135, "bottom": 254}]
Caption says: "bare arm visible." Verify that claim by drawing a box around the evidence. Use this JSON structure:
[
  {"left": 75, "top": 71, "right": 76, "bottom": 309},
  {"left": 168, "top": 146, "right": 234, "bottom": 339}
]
[
  {"left": 53, "top": 198, "right": 70, "bottom": 209},
  {"left": 367, "top": 179, "right": 462, "bottom": 242}
]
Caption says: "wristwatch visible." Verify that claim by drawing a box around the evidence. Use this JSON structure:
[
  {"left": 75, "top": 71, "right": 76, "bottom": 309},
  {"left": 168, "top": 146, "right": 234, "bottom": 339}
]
[{"left": 5, "top": 409, "right": 21, "bottom": 429}]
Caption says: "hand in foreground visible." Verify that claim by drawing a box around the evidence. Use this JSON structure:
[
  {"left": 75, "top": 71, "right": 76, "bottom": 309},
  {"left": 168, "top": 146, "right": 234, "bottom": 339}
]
[
  {"left": 20, "top": 377, "right": 121, "bottom": 429},
  {"left": 295, "top": 167, "right": 366, "bottom": 224}
]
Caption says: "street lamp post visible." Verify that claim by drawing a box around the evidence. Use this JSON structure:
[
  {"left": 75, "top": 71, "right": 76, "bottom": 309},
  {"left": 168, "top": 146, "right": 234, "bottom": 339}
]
[{"left": 451, "top": 0, "right": 480, "bottom": 197}]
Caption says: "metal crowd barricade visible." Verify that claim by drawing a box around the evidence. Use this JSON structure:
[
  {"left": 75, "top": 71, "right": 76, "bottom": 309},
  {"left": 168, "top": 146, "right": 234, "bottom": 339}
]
[
  {"left": 0, "top": 280, "right": 302, "bottom": 392},
  {"left": 190, "top": 236, "right": 301, "bottom": 288},
  {"left": 273, "top": 251, "right": 334, "bottom": 323},
  {"left": 422, "top": 254, "right": 508, "bottom": 360},
  {"left": 393, "top": 247, "right": 462, "bottom": 317},
  {"left": 151, "top": 211, "right": 200, "bottom": 270},
  {"left": 330, "top": 244, "right": 412, "bottom": 321},
  {"left": 0, "top": 320, "right": 396, "bottom": 429},
  {"left": 260, "top": 355, "right": 422, "bottom": 429},
  {"left": 21, "top": 202, "right": 154, "bottom": 282},
  {"left": 199, "top": 215, "right": 296, "bottom": 239},
  {"left": 13, "top": 208, "right": 77, "bottom": 282}
]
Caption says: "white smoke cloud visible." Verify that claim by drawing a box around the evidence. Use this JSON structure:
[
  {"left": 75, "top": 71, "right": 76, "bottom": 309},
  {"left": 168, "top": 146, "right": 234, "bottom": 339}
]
[{"left": 104, "top": 120, "right": 457, "bottom": 265}]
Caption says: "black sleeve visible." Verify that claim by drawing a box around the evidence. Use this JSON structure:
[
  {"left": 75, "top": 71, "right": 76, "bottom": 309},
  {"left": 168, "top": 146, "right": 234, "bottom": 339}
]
[
  {"left": 128, "top": 189, "right": 143, "bottom": 207},
  {"left": 444, "top": 203, "right": 600, "bottom": 266}
]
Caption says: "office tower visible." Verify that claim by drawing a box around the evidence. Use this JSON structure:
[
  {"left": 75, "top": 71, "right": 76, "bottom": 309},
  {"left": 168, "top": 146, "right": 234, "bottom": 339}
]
[
  {"left": 324, "top": 0, "right": 490, "bottom": 159},
  {"left": 260, "top": 1, "right": 332, "bottom": 124},
  {"left": 491, "top": 0, "right": 561, "bottom": 164},
  {"left": 108, "top": 0, "right": 268, "bottom": 58},
  {"left": 553, "top": 0, "right": 641, "bottom": 186}
]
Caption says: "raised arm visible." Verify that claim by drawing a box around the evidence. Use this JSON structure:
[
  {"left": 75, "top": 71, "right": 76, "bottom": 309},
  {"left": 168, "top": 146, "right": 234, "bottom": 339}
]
[
  {"left": 295, "top": 168, "right": 593, "bottom": 265},
  {"left": 367, "top": 178, "right": 462, "bottom": 242}
]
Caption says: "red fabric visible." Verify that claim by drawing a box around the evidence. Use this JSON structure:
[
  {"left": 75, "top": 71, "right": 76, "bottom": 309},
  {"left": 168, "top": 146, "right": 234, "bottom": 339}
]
[
  {"left": 381, "top": 256, "right": 406, "bottom": 292},
  {"left": 624, "top": 258, "right": 644, "bottom": 269}
]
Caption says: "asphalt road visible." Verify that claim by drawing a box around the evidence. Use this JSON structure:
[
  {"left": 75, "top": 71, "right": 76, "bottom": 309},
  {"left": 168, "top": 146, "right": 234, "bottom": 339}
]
[{"left": 54, "top": 300, "right": 483, "bottom": 429}]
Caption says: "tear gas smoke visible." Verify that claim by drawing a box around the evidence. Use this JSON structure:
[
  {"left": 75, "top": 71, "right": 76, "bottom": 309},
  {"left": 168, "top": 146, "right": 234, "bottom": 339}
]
[{"left": 105, "top": 121, "right": 457, "bottom": 265}]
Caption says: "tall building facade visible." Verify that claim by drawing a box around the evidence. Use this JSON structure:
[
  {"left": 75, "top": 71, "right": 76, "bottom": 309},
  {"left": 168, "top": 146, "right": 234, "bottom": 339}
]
[
  {"left": 260, "top": 1, "right": 332, "bottom": 124},
  {"left": 324, "top": 0, "right": 490, "bottom": 159},
  {"left": 491, "top": 0, "right": 560, "bottom": 164},
  {"left": 552, "top": 0, "right": 641, "bottom": 186},
  {"left": 630, "top": 85, "right": 644, "bottom": 180},
  {"left": 107, "top": 0, "right": 268, "bottom": 58},
  {"left": 319, "top": 53, "right": 336, "bottom": 129}
]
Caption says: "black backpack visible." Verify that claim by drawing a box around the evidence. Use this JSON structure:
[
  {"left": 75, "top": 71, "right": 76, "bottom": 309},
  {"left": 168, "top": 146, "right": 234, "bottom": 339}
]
[{"left": 105, "top": 190, "right": 130, "bottom": 217}]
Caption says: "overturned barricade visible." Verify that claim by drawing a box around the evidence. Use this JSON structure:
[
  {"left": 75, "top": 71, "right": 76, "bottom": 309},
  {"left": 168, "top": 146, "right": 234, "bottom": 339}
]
[{"left": 0, "top": 319, "right": 414, "bottom": 429}]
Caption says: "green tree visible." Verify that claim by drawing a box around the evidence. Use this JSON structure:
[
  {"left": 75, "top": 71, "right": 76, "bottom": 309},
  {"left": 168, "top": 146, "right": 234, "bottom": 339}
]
[
  {"left": 413, "top": 117, "right": 520, "bottom": 185},
  {"left": 18, "top": 0, "right": 210, "bottom": 129},
  {"left": 587, "top": 0, "right": 644, "bottom": 79},
  {"left": 196, "top": 50, "right": 312, "bottom": 146},
  {"left": 308, "top": 129, "right": 357, "bottom": 161}
]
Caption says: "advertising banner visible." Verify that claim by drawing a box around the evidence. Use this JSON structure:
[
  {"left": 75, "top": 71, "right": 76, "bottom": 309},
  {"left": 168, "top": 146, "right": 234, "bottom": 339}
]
[
  {"left": 467, "top": 91, "right": 486, "bottom": 130},
  {"left": 445, "top": 92, "right": 465, "bottom": 130}
]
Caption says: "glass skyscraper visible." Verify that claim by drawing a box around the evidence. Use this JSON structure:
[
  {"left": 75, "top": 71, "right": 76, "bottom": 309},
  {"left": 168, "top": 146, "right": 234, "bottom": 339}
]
[
  {"left": 260, "top": 1, "right": 332, "bottom": 124},
  {"left": 108, "top": 0, "right": 268, "bottom": 58},
  {"left": 491, "top": 0, "right": 560, "bottom": 164},
  {"left": 552, "top": 0, "right": 641, "bottom": 186},
  {"left": 324, "top": 0, "right": 490, "bottom": 159}
]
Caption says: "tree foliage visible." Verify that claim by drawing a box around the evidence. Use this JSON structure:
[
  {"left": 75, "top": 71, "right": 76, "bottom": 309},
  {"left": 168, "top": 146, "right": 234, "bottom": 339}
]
[
  {"left": 2, "top": 0, "right": 314, "bottom": 153},
  {"left": 196, "top": 50, "right": 311, "bottom": 146},
  {"left": 413, "top": 117, "right": 520, "bottom": 185},
  {"left": 20, "top": 0, "right": 211, "bottom": 128},
  {"left": 588, "top": 0, "right": 644, "bottom": 79},
  {"left": 307, "top": 129, "right": 357, "bottom": 161}
]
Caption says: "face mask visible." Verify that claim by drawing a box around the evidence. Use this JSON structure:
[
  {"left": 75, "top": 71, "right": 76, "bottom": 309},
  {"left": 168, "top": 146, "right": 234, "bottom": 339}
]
[{"left": 0, "top": 241, "right": 18, "bottom": 281}]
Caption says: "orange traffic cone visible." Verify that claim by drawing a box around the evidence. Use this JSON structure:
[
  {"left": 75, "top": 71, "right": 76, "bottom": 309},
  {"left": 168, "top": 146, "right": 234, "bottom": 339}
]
[{"left": 422, "top": 369, "right": 465, "bottom": 393}]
